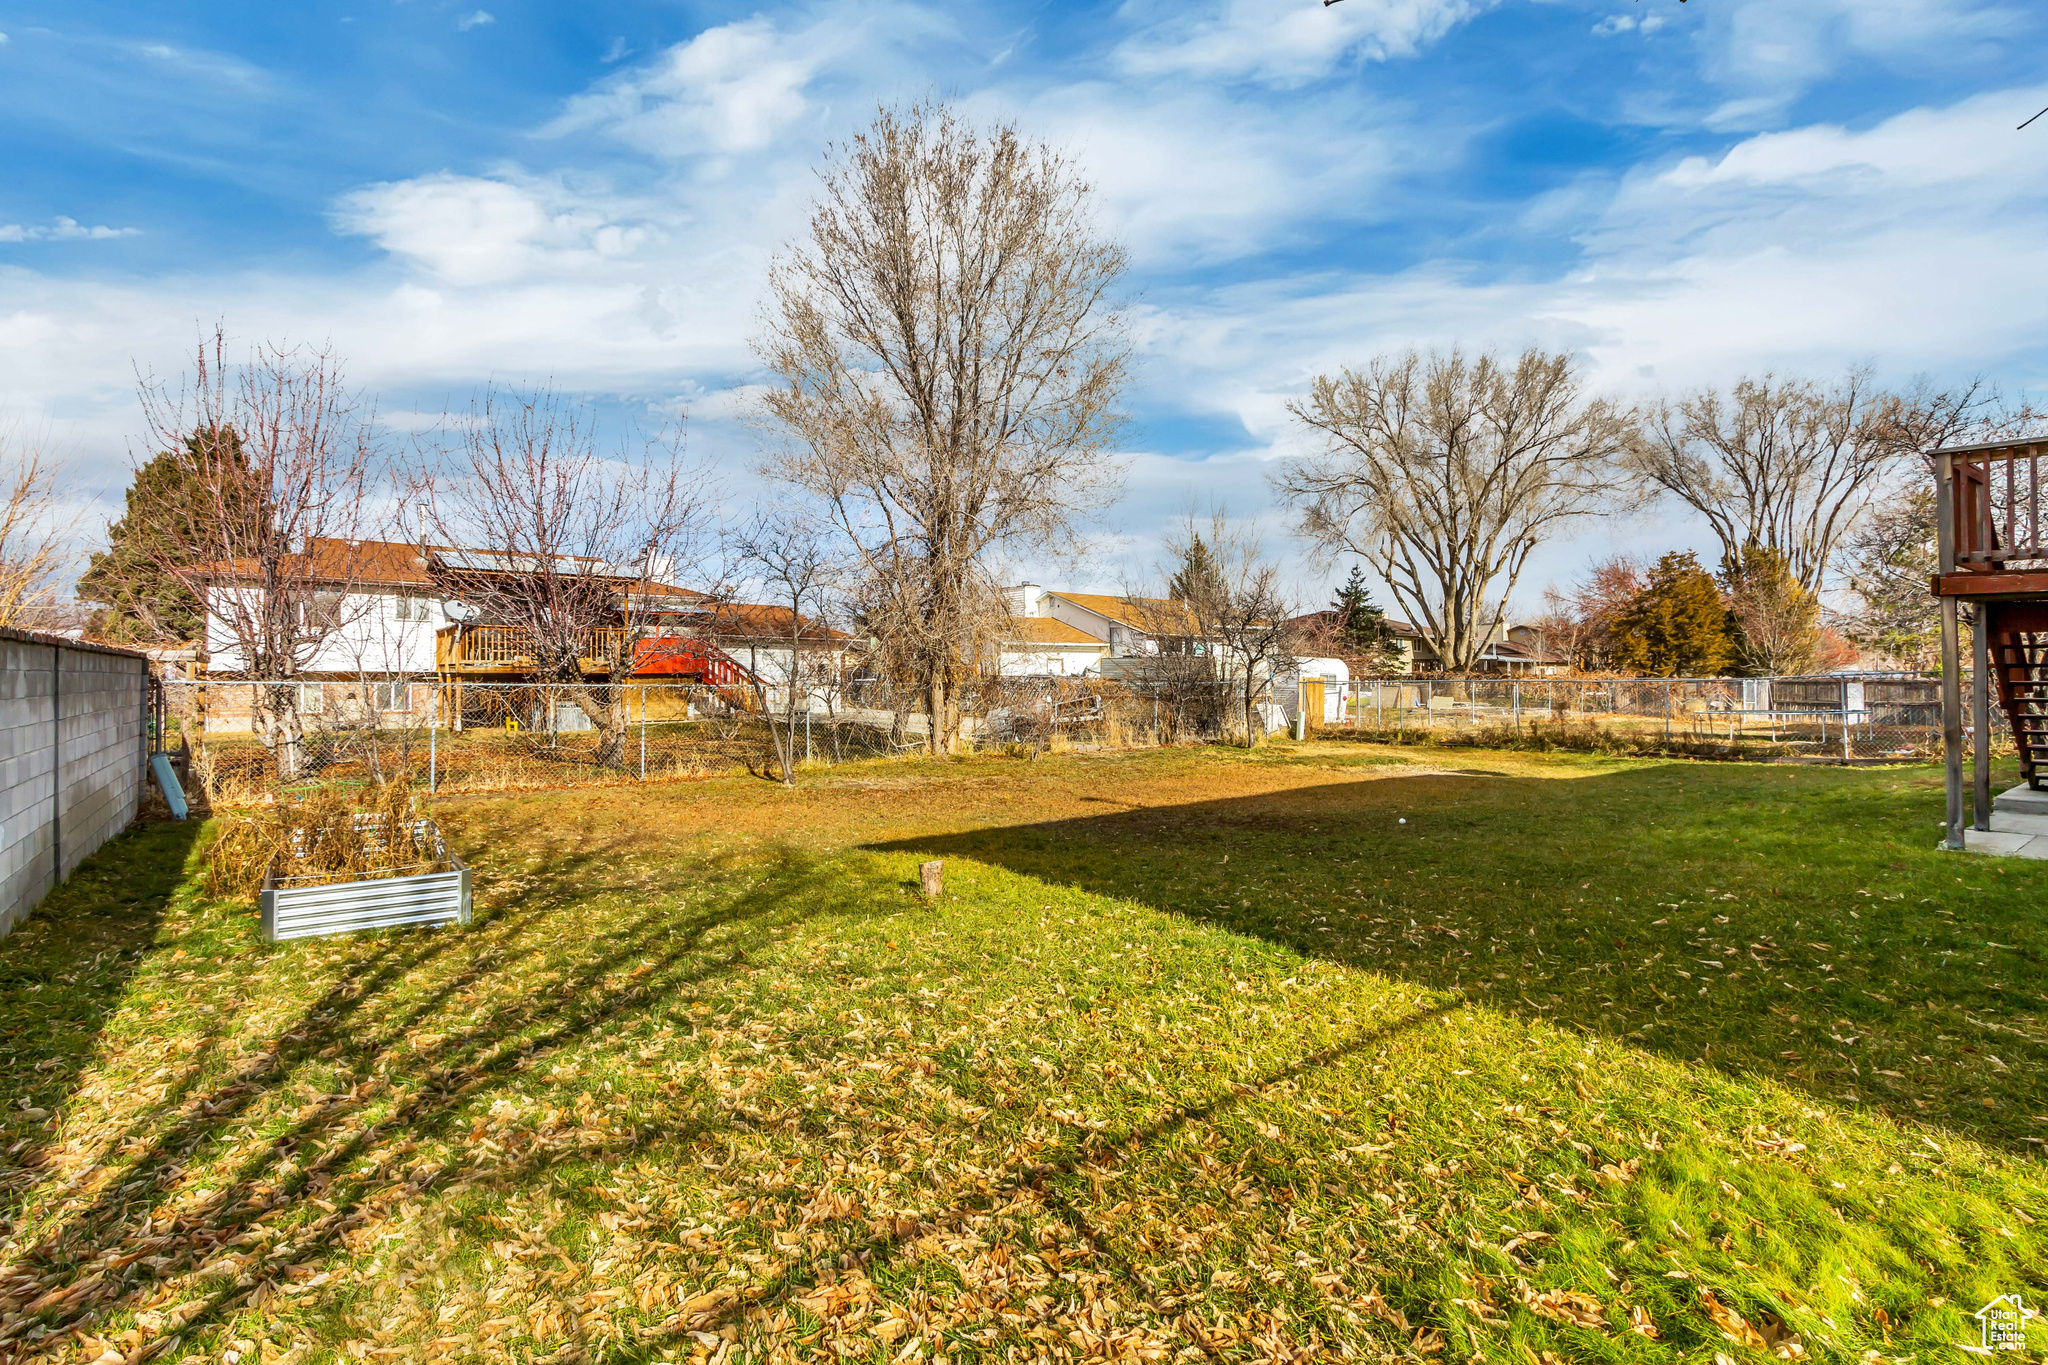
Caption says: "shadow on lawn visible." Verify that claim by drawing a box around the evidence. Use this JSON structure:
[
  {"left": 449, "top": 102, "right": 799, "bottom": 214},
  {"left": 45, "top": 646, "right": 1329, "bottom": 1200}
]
[
  {"left": 876, "top": 761, "right": 2048, "bottom": 1152},
  {"left": 0, "top": 804, "right": 1470, "bottom": 1362},
  {"left": 0, "top": 818, "right": 204, "bottom": 1173},
  {"left": 0, "top": 819, "right": 847, "bottom": 1355}
]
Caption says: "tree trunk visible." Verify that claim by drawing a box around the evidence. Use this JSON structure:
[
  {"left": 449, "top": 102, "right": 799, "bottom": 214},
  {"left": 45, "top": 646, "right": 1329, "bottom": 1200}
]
[
  {"left": 927, "top": 675, "right": 947, "bottom": 756},
  {"left": 263, "top": 682, "right": 306, "bottom": 783},
  {"left": 569, "top": 685, "right": 630, "bottom": 767}
]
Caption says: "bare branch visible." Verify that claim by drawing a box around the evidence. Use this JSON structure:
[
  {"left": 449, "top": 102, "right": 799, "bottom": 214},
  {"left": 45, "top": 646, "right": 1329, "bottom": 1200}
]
[
  {"left": 0, "top": 426, "right": 75, "bottom": 630},
  {"left": 1278, "top": 348, "right": 1634, "bottom": 673},
  {"left": 135, "top": 327, "right": 381, "bottom": 779},
  {"left": 754, "top": 101, "right": 1131, "bottom": 753},
  {"left": 414, "top": 382, "right": 718, "bottom": 766}
]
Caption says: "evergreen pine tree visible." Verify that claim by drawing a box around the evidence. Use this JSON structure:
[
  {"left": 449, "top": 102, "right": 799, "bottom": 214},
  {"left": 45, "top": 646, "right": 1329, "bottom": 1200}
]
[
  {"left": 1168, "top": 535, "right": 1226, "bottom": 606},
  {"left": 1329, "top": 563, "right": 1406, "bottom": 673},
  {"left": 1611, "top": 550, "right": 1734, "bottom": 676},
  {"left": 79, "top": 427, "right": 256, "bottom": 643}
]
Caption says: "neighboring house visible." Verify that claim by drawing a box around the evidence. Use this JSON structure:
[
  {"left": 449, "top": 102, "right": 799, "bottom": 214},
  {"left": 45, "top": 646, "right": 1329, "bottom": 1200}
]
[
  {"left": 1287, "top": 609, "right": 1568, "bottom": 677},
  {"left": 999, "top": 584, "right": 1198, "bottom": 675},
  {"left": 189, "top": 536, "right": 849, "bottom": 727},
  {"left": 1285, "top": 609, "right": 1425, "bottom": 675},
  {"left": 1037, "top": 589, "right": 1198, "bottom": 656},
  {"left": 1000, "top": 616, "right": 1114, "bottom": 677}
]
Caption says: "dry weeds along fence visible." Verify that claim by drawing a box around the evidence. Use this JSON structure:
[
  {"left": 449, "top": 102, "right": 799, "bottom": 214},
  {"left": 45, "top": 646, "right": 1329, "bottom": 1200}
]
[
  {"left": 1317, "top": 674, "right": 1974, "bottom": 763},
  {"left": 159, "top": 678, "right": 1246, "bottom": 802}
]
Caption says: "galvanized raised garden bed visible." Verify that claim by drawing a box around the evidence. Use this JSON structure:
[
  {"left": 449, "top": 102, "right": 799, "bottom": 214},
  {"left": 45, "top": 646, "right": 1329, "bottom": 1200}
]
[{"left": 259, "top": 816, "right": 471, "bottom": 943}]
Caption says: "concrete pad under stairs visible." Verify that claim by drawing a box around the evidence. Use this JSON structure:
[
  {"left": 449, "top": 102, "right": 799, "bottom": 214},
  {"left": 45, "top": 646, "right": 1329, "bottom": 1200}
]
[{"left": 1959, "top": 784, "right": 2048, "bottom": 857}]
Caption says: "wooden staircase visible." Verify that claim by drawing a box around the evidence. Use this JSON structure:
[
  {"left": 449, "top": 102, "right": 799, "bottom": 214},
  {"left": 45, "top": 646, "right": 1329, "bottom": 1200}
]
[{"left": 1986, "top": 601, "right": 2048, "bottom": 791}]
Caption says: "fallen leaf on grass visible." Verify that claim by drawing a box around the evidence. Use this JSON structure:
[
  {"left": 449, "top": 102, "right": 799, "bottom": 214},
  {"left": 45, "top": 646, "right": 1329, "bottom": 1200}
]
[
  {"left": 1701, "top": 1289, "right": 1806, "bottom": 1358},
  {"left": 1519, "top": 1283, "right": 1607, "bottom": 1331}
]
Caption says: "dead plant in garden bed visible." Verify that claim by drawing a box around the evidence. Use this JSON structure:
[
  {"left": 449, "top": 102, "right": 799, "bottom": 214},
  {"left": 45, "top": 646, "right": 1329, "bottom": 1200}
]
[{"left": 204, "top": 780, "right": 449, "bottom": 900}]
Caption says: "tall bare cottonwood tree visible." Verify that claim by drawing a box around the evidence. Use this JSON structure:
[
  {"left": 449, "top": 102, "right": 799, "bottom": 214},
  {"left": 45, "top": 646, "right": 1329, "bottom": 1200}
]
[
  {"left": 1627, "top": 370, "right": 1901, "bottom": 593},
  {"left": 1279, "top": 348, "right": 1634, "bottom": 675},
  {"left": 138, "top": 330, "right": 379, "bottom": 780},
  {"left": 420, "top": 384, "right": 714, "bottom": 767},
  {"left": 755, "top": 102, "right": 1130, "bottom": 754}
]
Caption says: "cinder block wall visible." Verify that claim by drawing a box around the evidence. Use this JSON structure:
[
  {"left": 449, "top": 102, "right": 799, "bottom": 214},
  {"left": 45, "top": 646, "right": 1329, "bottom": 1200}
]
[{"left": 0, "top": 629, "right": 148, "bottom": 939}]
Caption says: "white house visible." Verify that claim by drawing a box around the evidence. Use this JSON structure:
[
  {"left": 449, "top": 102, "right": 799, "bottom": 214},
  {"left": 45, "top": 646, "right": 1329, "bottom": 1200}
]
[
  {"left": 191, "top": 538, "right": 850, "bottom": 729},
  {"left": 999, "top": 584, "right": 1205, "bottom": 675}
]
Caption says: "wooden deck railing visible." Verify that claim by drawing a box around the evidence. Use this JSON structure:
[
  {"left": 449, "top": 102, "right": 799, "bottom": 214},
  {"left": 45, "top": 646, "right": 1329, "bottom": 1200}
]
[
  {"left": 442, "top": 625, "right": 634, "bottom": 668},
  {"left": 436, "top": 625, "right": 753, "bottom": 684},
  {"left": 1939, "top": 438, "right": 2048, "bottom": 576}
]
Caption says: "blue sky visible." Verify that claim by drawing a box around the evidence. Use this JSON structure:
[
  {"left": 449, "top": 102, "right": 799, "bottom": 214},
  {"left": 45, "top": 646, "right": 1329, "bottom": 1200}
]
[{"left": 4, "top": 0, "right": 2046, "bottom": 608}]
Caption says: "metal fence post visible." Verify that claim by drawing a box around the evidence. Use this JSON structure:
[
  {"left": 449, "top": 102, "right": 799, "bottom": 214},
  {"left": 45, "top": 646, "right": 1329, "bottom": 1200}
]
[
  {"left": 639, "top": 687, "right": 647, "bottom": 781},
  {"left": 50, "top": 643, "right": 61, "bottom": 890},
  {"left": 429, "top": 688, "right": 437, "bottom": 795},
  {"left": 1664, "top": 680, "right": 1671, "bottom": 746}
]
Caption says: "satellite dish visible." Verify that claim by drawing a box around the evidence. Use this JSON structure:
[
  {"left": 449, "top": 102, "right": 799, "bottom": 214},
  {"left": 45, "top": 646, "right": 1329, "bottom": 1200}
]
[{"left": 443, "top": 599, "right": 481, "bottom": 623}]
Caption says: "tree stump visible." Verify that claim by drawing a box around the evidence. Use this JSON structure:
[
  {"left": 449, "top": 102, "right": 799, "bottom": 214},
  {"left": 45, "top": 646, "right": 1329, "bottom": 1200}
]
[{"left": 919, "top": 859, "right": 944, "bottom": 899}]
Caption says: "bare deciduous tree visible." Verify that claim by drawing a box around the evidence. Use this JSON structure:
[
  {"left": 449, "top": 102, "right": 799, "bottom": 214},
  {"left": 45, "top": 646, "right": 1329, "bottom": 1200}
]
[
  {"left": 726, "top": 507, "right": 848, "bottom": 785},
  {"left": 1280, "top": 348, "right": 1635, "bottom": 675},
  {"left": 755, "top": 101, "right": 1130, "bottom": 754},
  {"left": 1721, "top": 545, "right": 1824, "bottom": 676},
  {"left": 1130, "top": 511, "right": 1302, "bottom": 747},
  {"left": 0, "top": 426, "right": 74, "bottom": 630},
  {"left": 138, "top": 330, "right": 379, "bottom": 781},
  {"left": 419, "top": 384, "right": 714, "bottom": 767},
  {"left": 1627, "top": 370, "right": 1903, "bottom": 593},
  {"left": 1536, "top": 554, "right": 1648, "bottom": 673}
]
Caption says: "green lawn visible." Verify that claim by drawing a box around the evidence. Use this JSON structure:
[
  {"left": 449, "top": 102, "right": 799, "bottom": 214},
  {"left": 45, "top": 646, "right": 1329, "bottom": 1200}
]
[{"left": 0, "top": 743, "right": 2043, "bottom": 1364}]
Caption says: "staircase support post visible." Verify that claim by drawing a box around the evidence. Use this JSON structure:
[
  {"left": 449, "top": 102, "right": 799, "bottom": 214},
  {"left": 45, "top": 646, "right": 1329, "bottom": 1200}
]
[
  {"left": 1942, "top": 597, "right": 1965, "bottom": 849},
  {"left": 1974, "top": 605, "right": 1993, "bottom": 830}
]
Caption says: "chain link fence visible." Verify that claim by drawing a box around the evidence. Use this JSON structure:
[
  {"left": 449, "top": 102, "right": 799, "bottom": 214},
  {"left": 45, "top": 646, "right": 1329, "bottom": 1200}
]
[
  {"left": 1304, "top": 674, "right": 1972, "bottom": 762},
  {"left": 158, "top": 676, "right": 1276, "bottom": 804},
  {"left": 158, "top": 672, "right": 1967, "bottom": 804}
]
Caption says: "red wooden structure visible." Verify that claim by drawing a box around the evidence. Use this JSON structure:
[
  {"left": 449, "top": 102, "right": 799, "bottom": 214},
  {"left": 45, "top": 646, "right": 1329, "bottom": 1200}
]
[{"left": 1931, "top": 437, "right": 2048, "bottom": 846}]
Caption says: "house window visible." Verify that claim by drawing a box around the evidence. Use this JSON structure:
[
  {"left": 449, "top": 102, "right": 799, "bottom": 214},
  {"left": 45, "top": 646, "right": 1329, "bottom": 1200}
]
[
  {"left": 297, "top": 682, "right": 325, "bottom": 713},
  {"left": 394, "top": 593, "right": 431, "bottom": 622},
  {"left": 373, "top": 682, "right": 409, "bottom": 712},
  {"left": 303, "top": 593, "right": 342, "bottom": 627}
]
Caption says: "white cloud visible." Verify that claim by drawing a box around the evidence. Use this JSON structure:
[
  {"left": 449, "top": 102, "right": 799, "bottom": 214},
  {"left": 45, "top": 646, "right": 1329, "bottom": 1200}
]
[
  {"left": 550, "top": 9, "right": 954, "bottom": 157},
  {"left": 601, "top": 35, "right": 631, "bottom": 64},
  {"left": 986, "top": 82, "right": 1415, "bottom": 268},
  {"left": 1119, "top": 83, "right": 2048, "bottom": 467},
  {"left": 1592, "top": 12, "right": 1667, "bottom": 38},
  {"left": 0, "top": 216, "right": 139, "bottom": 243},
  {"left": 332, "top": 173, "right": 659, "bottom": 286},
  {"left": 1115, "top": 0, "right": 1497, "bottom": 85},
  {"left": 456, "top": 10, "right": 495, "bottom": 32},
  {"left": 1699, "top": 0, "right": 2025, "bottom": 126},
  {"left": 1656, "top": 86, "right": 2046, "bottom": 192}
]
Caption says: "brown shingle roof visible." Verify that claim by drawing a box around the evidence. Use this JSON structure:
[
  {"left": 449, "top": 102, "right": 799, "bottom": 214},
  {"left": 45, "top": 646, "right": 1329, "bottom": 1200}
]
[
  {"left": 190, "top": 537, "right": 434, "bottom": 587},
  {"left": 1011, "top": 617, "right": 1107, "bottom": 646},
  {"left": 192, "top": 537, "right": 710, "bottom": 600},
  {"left": 1044, "top": 591, "right": 1197, "bottom": 633}
]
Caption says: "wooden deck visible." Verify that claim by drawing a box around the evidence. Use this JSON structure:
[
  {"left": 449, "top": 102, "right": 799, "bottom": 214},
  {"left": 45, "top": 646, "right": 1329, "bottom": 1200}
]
[
  {"left": 434, "top": 625, "right": 754, "bottom": 685},
  {"left": 1932, "top": 436, "right": 2048, "bottom": 841},
  {"left": 1933, "top": 437, "right": 2048, "bottom": 598}
]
